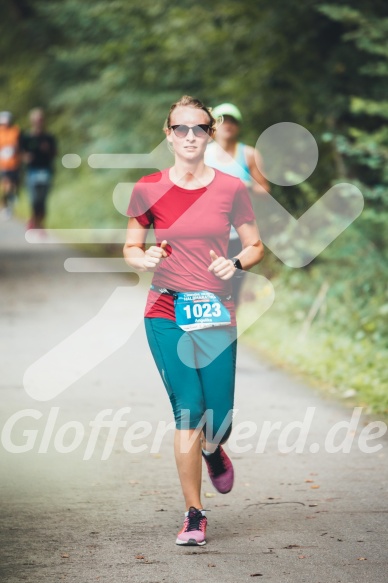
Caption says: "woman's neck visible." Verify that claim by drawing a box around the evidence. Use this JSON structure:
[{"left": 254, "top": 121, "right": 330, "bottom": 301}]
[{"left": 170, "top": 159, "right": 214, "bottom": 189}]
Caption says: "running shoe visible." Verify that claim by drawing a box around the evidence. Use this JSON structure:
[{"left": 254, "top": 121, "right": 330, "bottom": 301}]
[
  {"left": 202, "top": 445, "right": 234, "bottom": 494},
  {"left": 176, "top": 507, "right": 207, "bottom": 546}
]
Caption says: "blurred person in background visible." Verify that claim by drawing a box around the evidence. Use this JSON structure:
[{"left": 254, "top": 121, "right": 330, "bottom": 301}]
[
  {"left": 0, "top": 111, "right": 21, "bottom": 220},
  {"left": 21, "top": 108, "right": 57, "bottom": 230},
  {"left": 205, "top": 103, "right": 269, "bottom": 305}
]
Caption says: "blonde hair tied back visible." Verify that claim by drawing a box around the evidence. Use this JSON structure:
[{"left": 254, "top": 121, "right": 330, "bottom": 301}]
[{"left": 163, "top": 95, "right": 217, "bottom": 135}]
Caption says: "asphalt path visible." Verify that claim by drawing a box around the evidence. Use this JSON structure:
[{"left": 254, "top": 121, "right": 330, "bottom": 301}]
[{"left": 0, "top": 218, "right": 387, "bottom": 583}]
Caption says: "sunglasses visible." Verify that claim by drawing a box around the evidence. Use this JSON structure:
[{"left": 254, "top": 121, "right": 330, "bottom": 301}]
[{"left": 169, "top": 124, "right": 212, "bottom": 138}]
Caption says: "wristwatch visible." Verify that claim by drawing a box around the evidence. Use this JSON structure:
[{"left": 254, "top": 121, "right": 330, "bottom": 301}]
[{"left": 230, "top": 257, "right": 243, "bottom": 271}]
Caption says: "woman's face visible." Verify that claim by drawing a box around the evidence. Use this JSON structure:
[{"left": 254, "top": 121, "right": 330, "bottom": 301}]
[
  {"left": 166, "top": 106, "right": 212, "bottom": 162},
  {"left": 215, "top": 115, "right": 240, "bottom": 141}
]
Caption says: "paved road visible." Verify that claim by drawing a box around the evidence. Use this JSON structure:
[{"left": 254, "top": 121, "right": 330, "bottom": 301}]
[{"left": 0, "top": 219, "right": 387, "bottom": 583}]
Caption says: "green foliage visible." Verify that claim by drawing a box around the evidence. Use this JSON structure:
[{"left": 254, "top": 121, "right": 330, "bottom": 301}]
[
  {"left": 318, "top": 3, "right": 388, "bottom": 257},
  {"left": 241, "top": 226, "right": 388, "bottom": 415}
]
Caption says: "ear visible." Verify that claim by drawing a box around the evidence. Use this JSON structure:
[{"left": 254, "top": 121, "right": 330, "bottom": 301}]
[{"left": 165, "top": 128, "right": 174, "bottom": 153}]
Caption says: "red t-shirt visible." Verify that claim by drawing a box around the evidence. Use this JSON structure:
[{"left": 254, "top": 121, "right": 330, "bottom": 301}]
[{"left": 127, "top": 168, "right": 256, "bottom": 323}]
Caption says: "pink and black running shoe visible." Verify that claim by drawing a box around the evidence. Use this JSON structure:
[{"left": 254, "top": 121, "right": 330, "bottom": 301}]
[
  {"left": 202, "top": 445, "right": 234, "bottom": 494},
  {"left": 176, "top": 507, "right": 207, "bottom": 546}
]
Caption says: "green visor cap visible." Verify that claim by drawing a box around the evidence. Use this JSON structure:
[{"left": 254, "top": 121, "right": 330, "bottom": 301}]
[{"left": 211, "top": 103, "right": 243, "bottom": 123}]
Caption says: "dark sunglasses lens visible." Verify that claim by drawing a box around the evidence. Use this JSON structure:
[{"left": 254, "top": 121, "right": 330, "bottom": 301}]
[
  {"left": 192, "top": 125, "right": 210, "bottom": 137},
  {"left": 171, "top": 125, "right": 210, "bottom": 137},
  {"left": 173, "top": 125, "right": 189, "bottom": 137}
]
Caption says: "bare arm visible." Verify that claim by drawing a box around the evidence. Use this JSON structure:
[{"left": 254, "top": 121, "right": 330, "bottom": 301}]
[
  {"left": 235, "top": 221, "right": 264, "bottom": 269},
  {"left": 245, "top": 146, "right": 270, "bottom": 196},
  {"left": 208, "top": 221, "right": 264, "bottom": 280},
  {"left": 123, "top": 217, "right": 168, "bottom": 272}
]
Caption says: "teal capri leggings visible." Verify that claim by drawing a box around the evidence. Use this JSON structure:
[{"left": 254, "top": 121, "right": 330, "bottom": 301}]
[{"left": 144, "top": 317, "right": 237, "bottom": 444}]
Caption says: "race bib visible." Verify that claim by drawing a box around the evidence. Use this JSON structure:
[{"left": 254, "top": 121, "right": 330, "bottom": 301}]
[
  {"left": 0, "top": 146, "right": 15, "bottom": 161},
  {"left": 174, "top": 290, "right": 231, "bottom": 332}
]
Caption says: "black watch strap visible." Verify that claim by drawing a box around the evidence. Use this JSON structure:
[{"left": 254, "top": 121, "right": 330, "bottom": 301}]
[{"left": 230, "top": 257, "right": 243, "bottom": 271}]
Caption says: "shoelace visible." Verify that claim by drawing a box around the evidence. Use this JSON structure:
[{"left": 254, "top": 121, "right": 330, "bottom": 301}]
[
  {"left": 205, "top": 447, "right": 227, "bottom": 477},
  {"left": 186, "top": 508, "right": 206, "bottom": 532}
]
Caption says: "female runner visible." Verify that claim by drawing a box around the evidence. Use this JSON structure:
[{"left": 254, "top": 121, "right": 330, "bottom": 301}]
[{"left": 123, "top": 95, "right": 264, "bottom": 546}]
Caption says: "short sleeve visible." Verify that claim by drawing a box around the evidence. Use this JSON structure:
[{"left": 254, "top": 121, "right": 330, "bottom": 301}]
[
  {"left": 127, "top": 180, "right": 153, "bottom": 227},
  {"left": 231, "top": 182, "right": 256, "bottom": 228}
]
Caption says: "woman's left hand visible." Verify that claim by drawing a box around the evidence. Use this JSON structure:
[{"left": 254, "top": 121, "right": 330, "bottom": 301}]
[{"left": 208, "top": 250, "right": 235, "bottom": 280}]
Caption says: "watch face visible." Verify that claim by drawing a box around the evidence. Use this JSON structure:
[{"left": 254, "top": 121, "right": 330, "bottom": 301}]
[{"left": 232, "top": 257, "right": 242, "bottom": 270}]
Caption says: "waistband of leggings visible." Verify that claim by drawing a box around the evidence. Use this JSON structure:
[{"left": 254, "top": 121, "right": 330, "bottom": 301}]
[{"left": 150, "top": 284, "right": 232, "bottom": 302}]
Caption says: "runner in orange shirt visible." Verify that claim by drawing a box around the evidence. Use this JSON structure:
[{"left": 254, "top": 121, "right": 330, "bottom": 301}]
[{"left": 0, "top": 111, "right": 21, "bottom": 220}]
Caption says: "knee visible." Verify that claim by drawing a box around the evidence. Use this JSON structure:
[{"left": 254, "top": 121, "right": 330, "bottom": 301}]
[{"left": 174, "top": 404, "right": 206, "bottom": 431}]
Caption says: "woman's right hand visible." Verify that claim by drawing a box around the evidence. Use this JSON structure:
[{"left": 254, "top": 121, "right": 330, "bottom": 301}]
[{"left": 142, "top": 240, "right": 169, "bottom": 271}]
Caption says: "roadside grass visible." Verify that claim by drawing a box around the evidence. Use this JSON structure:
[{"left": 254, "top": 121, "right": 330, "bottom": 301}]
[{"left": 239, "top": 265, "right": 388, "bottom": 417}]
